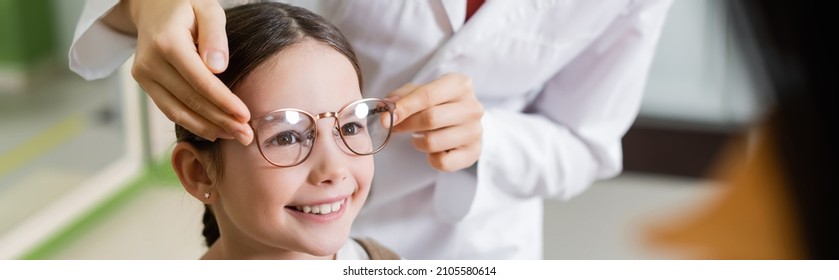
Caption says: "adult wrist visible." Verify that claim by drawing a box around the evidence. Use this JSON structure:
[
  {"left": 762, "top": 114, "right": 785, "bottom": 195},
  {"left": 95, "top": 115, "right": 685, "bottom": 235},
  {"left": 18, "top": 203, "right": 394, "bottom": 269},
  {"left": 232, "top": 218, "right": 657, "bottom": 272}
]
[{"left": 100, "top": 0, "right": 137, "bottom": 35}]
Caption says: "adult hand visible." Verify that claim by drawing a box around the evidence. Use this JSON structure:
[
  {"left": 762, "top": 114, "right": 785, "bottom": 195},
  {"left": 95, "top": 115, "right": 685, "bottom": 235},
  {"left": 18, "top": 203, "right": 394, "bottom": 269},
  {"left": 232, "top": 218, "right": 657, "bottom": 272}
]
[
  {"left": 102, "top": 0, "right": 253, "bottom": 145},
  {"left": 387, "top": 73, "right": 484, "bottom": 172}
]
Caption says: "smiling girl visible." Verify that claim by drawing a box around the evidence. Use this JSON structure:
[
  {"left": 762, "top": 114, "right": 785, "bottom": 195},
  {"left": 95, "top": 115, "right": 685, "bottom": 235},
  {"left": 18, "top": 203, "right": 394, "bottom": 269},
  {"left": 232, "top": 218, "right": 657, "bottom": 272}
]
[{"left": 170, "top": 2, "right": 398, "bottom": 260}]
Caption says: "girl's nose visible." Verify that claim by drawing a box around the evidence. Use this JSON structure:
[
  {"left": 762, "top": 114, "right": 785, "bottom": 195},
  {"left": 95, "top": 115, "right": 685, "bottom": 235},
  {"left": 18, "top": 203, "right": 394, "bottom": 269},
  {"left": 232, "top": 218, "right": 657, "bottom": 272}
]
[{"left": 306, "top": 120, "right": 350, "bottom": 186}]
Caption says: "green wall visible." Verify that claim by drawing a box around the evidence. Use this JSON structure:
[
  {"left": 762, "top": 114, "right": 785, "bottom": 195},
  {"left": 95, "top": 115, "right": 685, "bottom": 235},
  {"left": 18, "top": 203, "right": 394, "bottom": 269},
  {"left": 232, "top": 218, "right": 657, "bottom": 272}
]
[{"left": 0, "top": 0, "right": 56, "bottom": 69}]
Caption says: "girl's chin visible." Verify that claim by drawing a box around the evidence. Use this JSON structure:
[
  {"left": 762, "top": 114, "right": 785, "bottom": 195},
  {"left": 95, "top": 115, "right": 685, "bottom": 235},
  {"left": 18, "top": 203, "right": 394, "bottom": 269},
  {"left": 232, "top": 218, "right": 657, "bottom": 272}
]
[{"left": 300, "top": 237, "right": 349, "bottom": 257}]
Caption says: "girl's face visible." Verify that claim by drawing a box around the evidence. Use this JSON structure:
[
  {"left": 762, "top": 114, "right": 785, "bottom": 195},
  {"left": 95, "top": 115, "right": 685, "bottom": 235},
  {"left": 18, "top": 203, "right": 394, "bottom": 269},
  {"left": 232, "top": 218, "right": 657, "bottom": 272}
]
[{"left": 211, "top": 40, "right": 372, "bottom": 259}]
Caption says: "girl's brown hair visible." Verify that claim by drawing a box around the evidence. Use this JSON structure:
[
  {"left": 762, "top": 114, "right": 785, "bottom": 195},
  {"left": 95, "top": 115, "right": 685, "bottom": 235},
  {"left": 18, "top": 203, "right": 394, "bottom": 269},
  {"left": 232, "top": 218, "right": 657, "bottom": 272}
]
[{"left": 175, "top": 2, "right": 362, "bottom": 247}]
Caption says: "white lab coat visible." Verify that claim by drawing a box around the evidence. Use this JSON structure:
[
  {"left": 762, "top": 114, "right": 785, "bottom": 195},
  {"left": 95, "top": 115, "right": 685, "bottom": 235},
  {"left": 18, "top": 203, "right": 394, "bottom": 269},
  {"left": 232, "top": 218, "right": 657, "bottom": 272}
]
[{"left": 70, "top": 0, "right": 672, "bottom": 259}]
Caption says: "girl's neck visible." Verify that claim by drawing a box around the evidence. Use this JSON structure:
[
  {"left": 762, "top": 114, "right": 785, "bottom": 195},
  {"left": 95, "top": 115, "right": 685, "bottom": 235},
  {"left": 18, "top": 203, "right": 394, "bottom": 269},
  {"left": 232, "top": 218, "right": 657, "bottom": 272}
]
[{"left": 201, "top": 237, "right": 336, "bottom": 260}]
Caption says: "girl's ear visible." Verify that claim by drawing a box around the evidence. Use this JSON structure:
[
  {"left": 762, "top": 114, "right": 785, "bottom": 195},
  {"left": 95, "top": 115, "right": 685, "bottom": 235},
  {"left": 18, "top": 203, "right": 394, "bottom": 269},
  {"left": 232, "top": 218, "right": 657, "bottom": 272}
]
[{"left": 171, "top": 142, "right": 218, "bottom": 204}]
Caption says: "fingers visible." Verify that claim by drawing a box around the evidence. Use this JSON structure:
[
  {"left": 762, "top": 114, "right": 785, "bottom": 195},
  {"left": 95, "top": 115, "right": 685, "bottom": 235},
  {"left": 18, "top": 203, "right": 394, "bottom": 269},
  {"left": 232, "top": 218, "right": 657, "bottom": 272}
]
[
  {"left": 156, "top": 33, "right": 254, "bottom": 145},
  {"left": 132, "top": 46, "right": 253, "bottom": 144},
  {"left": 386, "top": 73, "right": 483, "bottom": 172},
  {"left": 152, "top": 62, "right": 254, "bottom": 144},
  {"left": 411, "top": 121, "right": 482, "bottom": 153},
  {"left": 193, "top": 0, "right": 229, "bottom": 73},
  {"left": 394, "top": 102, "right": 483, "bottom": 133},
  {"left": 127, "top": 0, "right": 251, "bottom": 145},
  {"left": 427, "top": 140, "right": 482, "bottom": 172},
  {"left": 390, "top": 74, "right": 471, "bottom": 126},
  {"left": 382, "top": 83, "right": 417, "bottom": 127},
  {"left": 166, "top": 35, "right": 249, "bottom": 121},
  {"left": 142, "top": 80, "right": 227, "bottom": 142},
  {"left": 385, "top": 82, "right": 419, "bottom": 101}
]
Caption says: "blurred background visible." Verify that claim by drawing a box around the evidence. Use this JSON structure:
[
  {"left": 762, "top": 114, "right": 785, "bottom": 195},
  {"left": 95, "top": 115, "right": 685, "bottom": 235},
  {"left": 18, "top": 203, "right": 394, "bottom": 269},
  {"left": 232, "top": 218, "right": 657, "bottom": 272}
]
[{"left": 0, "top": 0, "right": 766, "bottom": 259}]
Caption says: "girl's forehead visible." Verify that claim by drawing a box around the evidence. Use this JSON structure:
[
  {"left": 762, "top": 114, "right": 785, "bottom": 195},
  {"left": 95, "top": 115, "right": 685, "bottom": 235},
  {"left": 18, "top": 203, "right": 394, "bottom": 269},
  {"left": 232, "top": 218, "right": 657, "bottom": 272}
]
[{"left": 234, "top": 41, "right": 362, "bottom": 116}]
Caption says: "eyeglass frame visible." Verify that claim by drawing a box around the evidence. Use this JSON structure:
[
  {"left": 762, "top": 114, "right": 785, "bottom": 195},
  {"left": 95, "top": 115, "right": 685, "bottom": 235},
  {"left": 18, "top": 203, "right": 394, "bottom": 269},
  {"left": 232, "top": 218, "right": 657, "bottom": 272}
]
[{"left": 249, "top": 97, "right": 396, "bottom": 168}]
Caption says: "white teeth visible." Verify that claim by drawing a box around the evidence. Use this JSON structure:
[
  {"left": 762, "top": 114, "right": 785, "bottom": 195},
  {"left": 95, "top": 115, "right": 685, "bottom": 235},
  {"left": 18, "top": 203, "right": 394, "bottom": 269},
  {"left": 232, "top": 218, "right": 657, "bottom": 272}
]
[
  {"left": 321, "top": 204, "right": 332, "bottom": 214},
  {"left": 296, "top": 199, "right": 345, "bottom": 215}
]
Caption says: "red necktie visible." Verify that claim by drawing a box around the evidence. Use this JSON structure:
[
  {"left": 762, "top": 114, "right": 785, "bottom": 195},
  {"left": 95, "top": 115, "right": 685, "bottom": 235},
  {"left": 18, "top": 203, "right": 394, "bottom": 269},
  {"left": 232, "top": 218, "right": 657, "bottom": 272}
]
[{"left": 466, "top": 0, "right": 485, "bottom": 22}]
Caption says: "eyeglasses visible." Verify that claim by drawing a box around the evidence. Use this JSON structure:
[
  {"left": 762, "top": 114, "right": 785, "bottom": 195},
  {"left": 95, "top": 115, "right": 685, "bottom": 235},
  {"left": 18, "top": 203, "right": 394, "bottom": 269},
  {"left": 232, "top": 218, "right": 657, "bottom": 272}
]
[{"left": 250, "top": 98, "right": 395, "bottom": 167}]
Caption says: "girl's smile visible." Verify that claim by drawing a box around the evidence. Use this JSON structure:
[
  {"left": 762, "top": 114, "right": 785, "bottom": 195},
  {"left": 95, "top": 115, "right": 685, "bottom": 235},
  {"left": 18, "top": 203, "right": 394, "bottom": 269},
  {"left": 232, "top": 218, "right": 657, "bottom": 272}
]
[{"left": 286, "top": 197, "right": 350, "bottom": 223}]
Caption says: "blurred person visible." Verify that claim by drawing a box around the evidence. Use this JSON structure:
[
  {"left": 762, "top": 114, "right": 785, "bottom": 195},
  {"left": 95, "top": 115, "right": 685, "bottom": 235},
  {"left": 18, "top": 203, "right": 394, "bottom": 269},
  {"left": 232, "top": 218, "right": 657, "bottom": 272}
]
[
  {"left": 646, "top": 0, "right": 837, "bottom": 259},
  {"left": 70, "top": 0, "right": 672, "bottom": 259},
  {"left": 171, "top": 2, "right": 398, "bottom": 259}
]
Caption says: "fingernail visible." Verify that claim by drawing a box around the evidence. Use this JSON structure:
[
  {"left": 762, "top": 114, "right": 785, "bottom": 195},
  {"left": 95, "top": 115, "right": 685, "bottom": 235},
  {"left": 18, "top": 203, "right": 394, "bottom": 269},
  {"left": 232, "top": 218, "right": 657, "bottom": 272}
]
[
  {"left": 234, "top": 113, "right": 250, "bottom": 123},
  {"left": 234, "top": 128, "right": 253, "bottom": 146},
  {"left": 383, "top": 112, "right": 398, "bottom": 128},
  {"left": 412, "top": 132, "right": 425, "bottom": 138},
  {"left": 218, "top": 131, "right": 235, "bottom": 140},
  {"left": 207, "top": 51, "right": 226, "bottom": 72}
]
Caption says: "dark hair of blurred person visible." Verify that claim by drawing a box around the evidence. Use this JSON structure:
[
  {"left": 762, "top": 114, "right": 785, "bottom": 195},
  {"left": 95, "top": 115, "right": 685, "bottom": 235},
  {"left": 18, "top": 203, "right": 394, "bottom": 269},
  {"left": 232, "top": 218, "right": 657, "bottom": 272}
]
[
  {"left": 738, "top": 0, "right": 837, "bottom": 259},
  {"left": 647, "top": 0, "right": 837, "bottom": 259}
]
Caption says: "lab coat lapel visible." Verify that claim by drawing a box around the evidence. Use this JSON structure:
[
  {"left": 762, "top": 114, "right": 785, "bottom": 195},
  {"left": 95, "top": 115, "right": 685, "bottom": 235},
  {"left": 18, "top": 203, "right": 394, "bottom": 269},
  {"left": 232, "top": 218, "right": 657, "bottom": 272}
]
[
  {"left": 440, "top": 0, "right": 466, "bottom": 33},
  {"left": 412, "top": 0, "right": 515, "bottom": 84},
  {"left": 412, "top": 0, "right": 616, "bottom": 105},
  {"left": 413, "top": 0, "right": 565, "bottom": 101}
]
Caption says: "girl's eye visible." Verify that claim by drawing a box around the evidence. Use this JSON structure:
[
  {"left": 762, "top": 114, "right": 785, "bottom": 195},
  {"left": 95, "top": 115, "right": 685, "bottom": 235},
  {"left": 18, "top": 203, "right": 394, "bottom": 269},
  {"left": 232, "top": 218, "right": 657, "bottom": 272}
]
[
  {"left": 340, "top": 122, "right": 364, "bottom": 136},
  {"left": 269, "top": 131, "right": 301, "bottom": 146}
]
